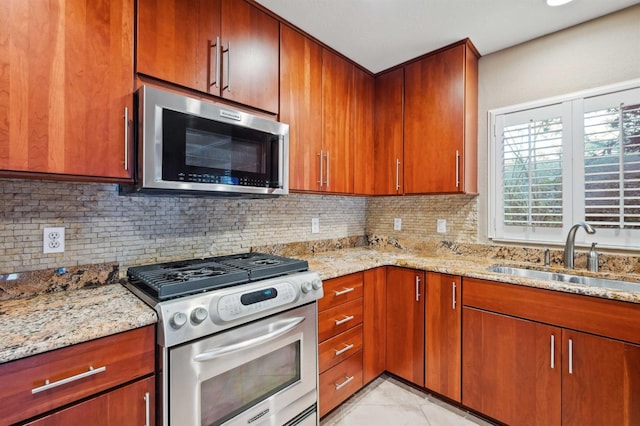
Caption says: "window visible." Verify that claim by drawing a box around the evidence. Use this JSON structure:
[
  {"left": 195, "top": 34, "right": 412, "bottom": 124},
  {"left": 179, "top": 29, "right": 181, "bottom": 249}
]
[{"left": 489, "top": 81, "right": 640, "bottom": 249}]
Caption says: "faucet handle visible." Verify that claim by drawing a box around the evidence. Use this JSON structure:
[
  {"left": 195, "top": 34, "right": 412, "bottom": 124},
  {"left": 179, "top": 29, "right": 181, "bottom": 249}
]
[
  {"left": 587, "top": 242, "right": 599, "bottom": 272},
  {"left": 544, "top": 248, "right": 551, "bottom": 266}
]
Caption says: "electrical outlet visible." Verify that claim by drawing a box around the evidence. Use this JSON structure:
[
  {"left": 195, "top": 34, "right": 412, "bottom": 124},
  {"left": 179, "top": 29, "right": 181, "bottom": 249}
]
[
  {"left": 43, "top": 227, "right": 65, "bottom": 254},
  {"left": 394, "top": 218, "right": 402, "bottom": 231},
  {"left": 437, "top": 219, "right": 447, "bottom": 234},
  {"left": 311, "top": 218, "right": 320, "bottom": 234}
]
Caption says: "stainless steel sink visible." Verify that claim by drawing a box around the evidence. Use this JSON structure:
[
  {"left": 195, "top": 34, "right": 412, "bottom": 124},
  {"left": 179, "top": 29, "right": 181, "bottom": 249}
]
[{"left": 487, "top": 265, "right": 640, "bottom": 292}]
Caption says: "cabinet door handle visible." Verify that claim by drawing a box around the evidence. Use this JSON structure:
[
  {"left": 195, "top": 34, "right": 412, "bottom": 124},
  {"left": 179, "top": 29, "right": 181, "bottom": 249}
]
[
  {"left": 325, "top": 151, "right": 330, "bottom": 186},
  {"left": 335, "top": 375, "right": 354, "bottom": 390},
  {"left": 395, "top": 158, "right": 400, "bottom": 191},
  {"left": 223, "top": 42, "right": 231, "bottom": 92},
  {"left": 144, "top": 392, "right": 150, "bottom": 426},
  {"left": 210, "top": 37, "right": 220, "bottom": 89},
  {"left": 452, "top": 282, "right": 457, "bottom": 310},
  {"left": 550, "top": 335, "right": 555, "bottom": 369},
  {"left": 415, "top": 276, "right": 421, "bottom": 302},
  {"left": 123, "top": 107, "right": 129, "bottom": 171},
  {"left": 334, "top": 343, "right": 355, "bottom": 356},
  {"left": 32, "top": 365, "right": 107, "bottom": 394},
  {"left": 455, "top": 150, "right": 460, "bottom": 188},
  {"left": 318, "top": 151, "right": 324, "bottom": 186},
  {"left": 334, "top": 287, "right": 355, "bottom": 296},
  {"left": 568, "top": 338, "right": 573, "bottom": 374},
  {"left": 334, "top": 315, "right": 354, "bottom": 326}
]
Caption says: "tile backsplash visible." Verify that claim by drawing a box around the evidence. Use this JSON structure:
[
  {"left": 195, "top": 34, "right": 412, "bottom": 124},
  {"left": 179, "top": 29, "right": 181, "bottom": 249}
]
[{"left": 0, "top": 179, "right": 480, "bottom": 275}]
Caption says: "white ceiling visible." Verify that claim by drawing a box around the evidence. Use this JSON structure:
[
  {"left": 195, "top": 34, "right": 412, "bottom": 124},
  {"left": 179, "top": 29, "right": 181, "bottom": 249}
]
[{"left": 255, "top": 0, "right": 640, "bottom": 73}]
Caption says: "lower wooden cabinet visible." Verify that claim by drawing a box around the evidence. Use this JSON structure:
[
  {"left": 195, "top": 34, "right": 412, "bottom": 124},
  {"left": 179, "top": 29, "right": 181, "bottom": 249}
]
[
  {"left": 463, "top": 278, "right": 640, "bottom": 426},
  {"left": 318, "top": 273, "right": 364, "bottom": 417},
  {"left": 26, "top": 376, "right": 155, "bottom": 426},
  {"left": 363, "top": 267, "right": 386, "bottom": 384},
  {"left": 385, "top": 267, "right": 425, "bottom": 387}
]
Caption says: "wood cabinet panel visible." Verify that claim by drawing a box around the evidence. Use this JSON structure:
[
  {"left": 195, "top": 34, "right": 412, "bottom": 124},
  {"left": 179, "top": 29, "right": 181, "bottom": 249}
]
[
  {"left": 463, "top": 277, "right": 640, "bottom": 345},
  {"left": 462, "top": 307, "right": 561, "bottom": 426},
  {"left": 26, "top": 376, "right": 155, "bottom": 426},
  {"left": 374, "top": 69, "right": 404, "bottom": 195},
  {"left": 319, "top": 351, "right": 363, "bottom": 418},
  {"left": 385, "top": 267, "right": 424, "bottom": 386},
  {"left": 280, "top": 25, "right": 323, "bottom": 191},
  {"left": 220, "top": 0, "right": 279, "bottom": 113},
  {"left": 322, "top": 49, "right": 355, "bottom": 194},
  {"left": 353, "top": 67, "right": 375, "bottom": 195},
  {"left": 561, "top": 330, "right": 640, "bottom": 426},
  {"left": 403, "top": 40, "right": 478, "bottom": 194},
  {"left": 137, "top": 0, "right": 219, "bottom": 93},
  {"left": 0, "top": 0, "right": 133, "bottom": 180},
  {"left": 425, "top": 273, "right": 461, "bottom": 401},
  {"left": 0, "top": 326, "right": 155, "bottom": 425},
  {"left": 363, "top": 267, "right": 386, "bottom": 384},
  {"left": 318, "top": 298, "right": 363, "bottom": 342},
  {"left": 318, "top": 272, "right": 363, "bottom": 312},
  {"left": 319, "top": 324, "right": 363, "bottom": 373}
]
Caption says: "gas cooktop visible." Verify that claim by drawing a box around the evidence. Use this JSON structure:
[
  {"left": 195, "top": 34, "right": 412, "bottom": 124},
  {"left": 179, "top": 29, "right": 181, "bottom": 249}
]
[{"left": 127, "top": 252, "right": 309, "bottom": 300}]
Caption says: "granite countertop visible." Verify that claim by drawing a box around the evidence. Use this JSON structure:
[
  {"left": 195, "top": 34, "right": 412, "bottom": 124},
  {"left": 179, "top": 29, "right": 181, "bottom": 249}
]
[
  {"left": 296, "top": 247, "right": 640, "bottom": 304},
  {"left": 0, "top": 284, "right": 157, "bottom": 364}
]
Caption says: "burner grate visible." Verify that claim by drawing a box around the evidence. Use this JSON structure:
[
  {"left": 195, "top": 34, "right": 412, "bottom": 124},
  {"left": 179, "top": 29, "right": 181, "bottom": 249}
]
[{"left": 214, "top": 252, "right": 308, "bottom": 281}]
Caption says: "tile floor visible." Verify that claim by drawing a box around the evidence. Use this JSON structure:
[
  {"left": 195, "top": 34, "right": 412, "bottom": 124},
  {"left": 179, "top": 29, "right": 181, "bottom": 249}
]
[{"left": 320, "top": 375, "right": 495, "bottom": 426}]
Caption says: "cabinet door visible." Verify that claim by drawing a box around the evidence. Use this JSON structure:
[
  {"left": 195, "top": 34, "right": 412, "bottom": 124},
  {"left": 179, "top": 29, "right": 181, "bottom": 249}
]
[
  {"left": 385, "top": 267, "right": 424, "bottom": 386},
  {"left": 322, "top": 49, "right": 355, "bottom": 194},
  {"left": 353, "top": 67, "right": 375, "bottom": 195},
  {"left": 404, "top": 44, "right": 465, "bottom": 194},
  {"left": 279, "top": 25, "right": 323, "bottom": 192},
  {"left": 0, "top": 0, "right": 133, "bottom": 179},
  {"left": 363, "top": 267, "right": 386, "bottom": 384},
  {"left": 374, "top": 69, "right": 404, "bottom": 195},
  {"left": 220, "top": 0, "right": 279, "bottom": 113},
  {"left": 462, "top": 307, "right": 561, "bottom": 426},
  {"left": 425, "top": 273, "right": 461, "bottom": 401},
  {"left": 562, "top": 330, "right": 640, "bottom": 426},
  {"left": 137, "top": 0, "right": 220, "bottom": 93},
  {"left": 27, "top": 376, "right": 154, "bottom": 426}
]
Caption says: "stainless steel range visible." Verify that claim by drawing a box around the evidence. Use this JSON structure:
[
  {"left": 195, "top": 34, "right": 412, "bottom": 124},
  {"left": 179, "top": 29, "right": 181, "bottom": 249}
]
[{"left": 125, "top": 252, "right": 323, "bottom": 426}]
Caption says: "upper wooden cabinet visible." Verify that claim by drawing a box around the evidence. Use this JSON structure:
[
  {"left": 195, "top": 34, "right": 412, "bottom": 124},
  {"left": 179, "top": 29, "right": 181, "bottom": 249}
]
[
  {"left": 404, "top": 40, "right": 478, "bottom": 194},
  {"left": 0, "top": 0, "right": 134, "bottom": 180},
  {"left": 374, "top": 68, "right": 404, "bottom": 195},
  {"left": 137, "top": 0, "right": 279, "bottom": 113},
  {"left": 353, "top": 68, "right": 375, "bottom": 195}
]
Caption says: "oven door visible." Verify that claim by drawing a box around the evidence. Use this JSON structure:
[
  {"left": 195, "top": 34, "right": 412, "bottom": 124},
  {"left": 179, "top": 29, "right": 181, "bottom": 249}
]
[{"left": 169, "top": 303, "right": 318, "bottom": 426}]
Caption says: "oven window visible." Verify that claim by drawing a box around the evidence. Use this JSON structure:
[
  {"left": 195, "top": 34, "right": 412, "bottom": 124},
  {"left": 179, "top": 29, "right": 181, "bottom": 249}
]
[{"left": 200, "top": 341, "right": 301, "bottom": 426}]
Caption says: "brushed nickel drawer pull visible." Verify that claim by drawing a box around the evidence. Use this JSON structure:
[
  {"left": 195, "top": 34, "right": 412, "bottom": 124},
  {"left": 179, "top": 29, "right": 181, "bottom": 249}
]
[
  {"left": 335, "top": 375, "right": 354, "bottom": 390},
  {"left": 334, "top": 315, "right": 354, "bottom": 326},
  {"left": 334, "top": 343, "right": 355, "bottom": 356},
  {"left": 144, "top": 391, "right": 150, "bottom": 426},
  {"left": 334, "top": 287, "right": 355, "bottom": 296},
  {"left": 32, "top": 365, "right": 107, "bottom": 394}
]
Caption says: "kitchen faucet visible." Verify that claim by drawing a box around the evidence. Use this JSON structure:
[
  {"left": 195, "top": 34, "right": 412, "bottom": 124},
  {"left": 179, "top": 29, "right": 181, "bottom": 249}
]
[{"left": 563, "top": 222, "right": 596, "bottom": 269}]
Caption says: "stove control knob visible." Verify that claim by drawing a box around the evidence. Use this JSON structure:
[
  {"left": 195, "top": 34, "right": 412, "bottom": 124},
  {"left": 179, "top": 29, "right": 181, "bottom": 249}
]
[
  {"left": 191, "top": 307, "right": 208, "bottom": 324},
  {"left": 170, "top": 312, "right": 188, "bottom": 329},
  {"left": 312, "top": 279, "right": 323, "bottom": 290},
  {"left": 301, "top": 281, "right": 313, "bottom": 294}
]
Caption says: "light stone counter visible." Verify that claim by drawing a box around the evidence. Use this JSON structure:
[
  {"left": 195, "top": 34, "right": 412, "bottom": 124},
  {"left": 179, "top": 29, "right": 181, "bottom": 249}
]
[
  {"left": 0, "top": 284, "right": 157, "bottom": 364},
  {"left": 297, "top": 247, "right": 640, "bottom": 305}
]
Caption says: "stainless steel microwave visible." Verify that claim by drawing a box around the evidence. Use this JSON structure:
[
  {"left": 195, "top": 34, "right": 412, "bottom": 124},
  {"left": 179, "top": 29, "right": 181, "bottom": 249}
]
[{"left": 121, "top": 85, "right": 289, "bottom": 197}]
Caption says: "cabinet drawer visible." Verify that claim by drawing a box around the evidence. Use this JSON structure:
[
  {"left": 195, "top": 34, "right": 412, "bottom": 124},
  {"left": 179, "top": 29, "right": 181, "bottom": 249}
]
[
  {"left": 318, "top": 298, "right": 363, "bottom": 342},
  {"left": 319, "top": 273, "right": 364, "bottom": 312},
  {"left": 0, "top": 325, "right": 155, "bottom": 425},
  {"left": 319, "top": 324, "right": 363, "bottom": 373},
  {"left": 319, "top": 351, "right": 363, "bottom": 418}
]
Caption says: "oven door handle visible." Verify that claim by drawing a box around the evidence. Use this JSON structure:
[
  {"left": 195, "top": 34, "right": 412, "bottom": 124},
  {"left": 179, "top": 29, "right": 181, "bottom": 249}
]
[{"left": 193, "top": 317, "right": 305, "bottom": 362}]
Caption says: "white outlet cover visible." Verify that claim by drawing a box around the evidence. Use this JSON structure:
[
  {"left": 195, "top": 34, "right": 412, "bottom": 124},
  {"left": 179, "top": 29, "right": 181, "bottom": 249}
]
[
  {"left": 43, "top": 227, "right": 65, "bottom": 254},
  {"left": 311, "top": 218, "right": 320, "bottom": 234},
  {"left": 437, "top": 219, "right": 447, "bottom": 234},
  {"left": 393, "top": 218, "right": 402, "bottom": 231}
]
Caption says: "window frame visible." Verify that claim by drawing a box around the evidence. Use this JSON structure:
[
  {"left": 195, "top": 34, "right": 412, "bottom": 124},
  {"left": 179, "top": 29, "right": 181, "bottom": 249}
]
[{"left": 488, "top": 79, "right": 640, "bottom": 250}]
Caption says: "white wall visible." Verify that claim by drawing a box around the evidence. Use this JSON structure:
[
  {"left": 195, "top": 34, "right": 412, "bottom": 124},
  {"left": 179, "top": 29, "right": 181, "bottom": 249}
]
[{"left": 477, "top": 5, "right": 640, "bottom": 244}]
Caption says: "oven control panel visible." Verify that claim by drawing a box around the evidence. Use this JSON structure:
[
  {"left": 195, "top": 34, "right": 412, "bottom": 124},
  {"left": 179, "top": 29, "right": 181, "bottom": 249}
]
[{"left": 216, "top": 282, "right": 298, "bottom": 322}]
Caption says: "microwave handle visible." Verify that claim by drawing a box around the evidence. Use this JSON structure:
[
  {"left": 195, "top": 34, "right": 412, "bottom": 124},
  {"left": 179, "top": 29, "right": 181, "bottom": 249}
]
[{"left": 193, "top": 317, "right": 305, "bottom": 362}]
